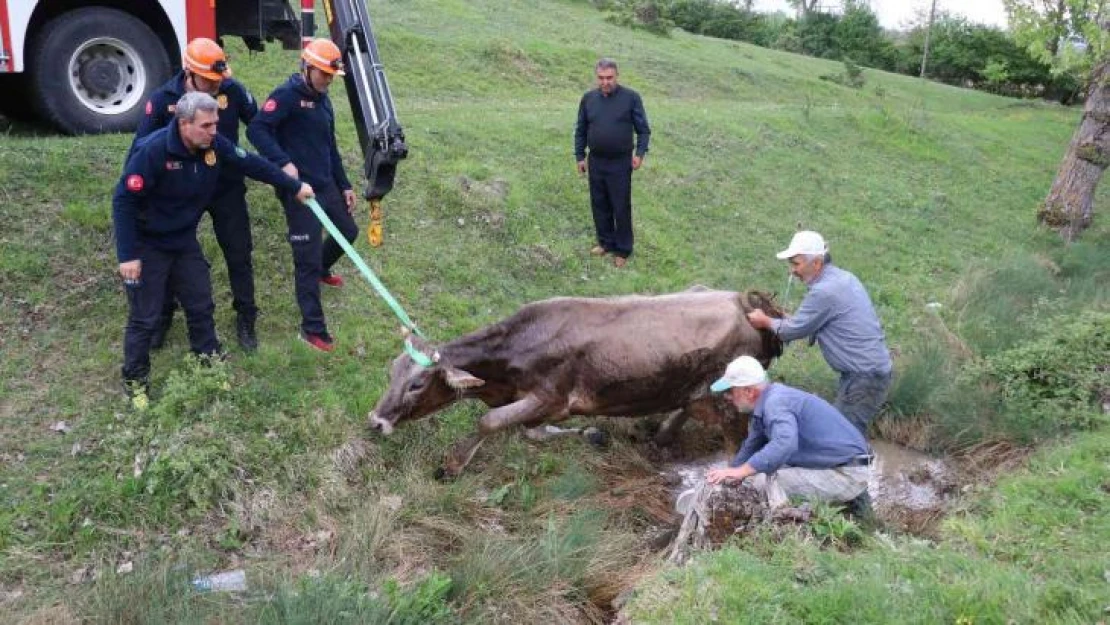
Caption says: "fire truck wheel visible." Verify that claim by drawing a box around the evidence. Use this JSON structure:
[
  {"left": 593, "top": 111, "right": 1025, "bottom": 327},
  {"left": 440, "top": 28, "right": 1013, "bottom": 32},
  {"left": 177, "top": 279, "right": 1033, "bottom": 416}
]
[{"left": 29, "top": 7, "right": 171, "bottom": 135}]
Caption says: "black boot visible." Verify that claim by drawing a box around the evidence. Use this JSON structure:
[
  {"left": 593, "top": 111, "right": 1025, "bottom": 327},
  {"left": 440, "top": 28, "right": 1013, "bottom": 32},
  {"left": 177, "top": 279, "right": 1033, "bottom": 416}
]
[
  {"left": 236, "top": 314, "right": 258, "bottom": 352},
  {"left": 150, "top": 315, "right": 172, "bottom": 350},
  {"left": 845, "top": 490, "right": 878, "bottom": 528}
]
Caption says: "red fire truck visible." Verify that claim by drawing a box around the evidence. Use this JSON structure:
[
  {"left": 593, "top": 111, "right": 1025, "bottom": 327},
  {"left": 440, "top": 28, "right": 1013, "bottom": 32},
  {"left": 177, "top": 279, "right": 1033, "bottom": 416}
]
[
  {"left": 0, "top": 0, "right": 308, "bottom": 134},
  {"left": 0, "top": 0, "right": 406, "bottom": 212}
]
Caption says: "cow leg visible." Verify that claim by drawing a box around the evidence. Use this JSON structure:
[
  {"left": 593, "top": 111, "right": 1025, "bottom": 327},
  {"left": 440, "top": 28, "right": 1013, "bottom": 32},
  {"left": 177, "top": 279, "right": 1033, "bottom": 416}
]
[
  {"left": 478, "top": 394, "right": 557, "bottom": 434},
  {"left": 440, "top": 395, "right": 559, "bottom": 478},
  {"left": 687, "top": 395, "right": 749, "bottom": 457},
  {"left": 438, "top": 435, "right": 487, "bottom": 480},
  {"left": 653, "top": 409, "right": 688, "bottom": 446}
]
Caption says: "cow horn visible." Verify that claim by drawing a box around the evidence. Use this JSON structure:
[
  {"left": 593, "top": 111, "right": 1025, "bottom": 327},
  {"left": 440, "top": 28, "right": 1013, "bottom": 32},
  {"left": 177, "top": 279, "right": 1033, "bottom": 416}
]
[
  {"left": 400, "top": 326, "right": 411, "bottom": 338},
  {"left": 433, "top": 350, "right": 441, "bottom": 363}
]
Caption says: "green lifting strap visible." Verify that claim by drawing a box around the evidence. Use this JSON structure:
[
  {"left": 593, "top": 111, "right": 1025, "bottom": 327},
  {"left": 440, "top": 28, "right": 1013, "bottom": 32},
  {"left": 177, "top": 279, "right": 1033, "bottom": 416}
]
[{"left": 303, "top": 197, "right": 434, "bottom": 368}]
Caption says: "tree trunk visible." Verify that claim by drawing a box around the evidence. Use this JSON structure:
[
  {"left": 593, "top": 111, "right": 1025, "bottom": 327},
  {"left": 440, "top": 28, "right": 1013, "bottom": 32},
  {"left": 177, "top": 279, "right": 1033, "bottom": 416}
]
[{"left": 1038, "top": 56, "right": 1110, "bottom": 240}]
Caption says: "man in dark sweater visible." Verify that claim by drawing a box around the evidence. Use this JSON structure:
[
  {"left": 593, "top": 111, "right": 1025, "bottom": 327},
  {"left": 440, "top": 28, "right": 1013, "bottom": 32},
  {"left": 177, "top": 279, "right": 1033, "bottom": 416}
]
[{"left": 574, "top": 58, "right": 651, "bottom": 268}]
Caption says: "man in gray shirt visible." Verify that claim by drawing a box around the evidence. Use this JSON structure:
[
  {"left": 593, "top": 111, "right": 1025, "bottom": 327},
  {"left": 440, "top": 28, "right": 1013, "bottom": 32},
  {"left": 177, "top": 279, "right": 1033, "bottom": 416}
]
[
  {"left": 747, "top": 231, "right": 892, "bottom": 433},
  {"left": 706, "top": 356, "right": 872, "bottom": 508}
]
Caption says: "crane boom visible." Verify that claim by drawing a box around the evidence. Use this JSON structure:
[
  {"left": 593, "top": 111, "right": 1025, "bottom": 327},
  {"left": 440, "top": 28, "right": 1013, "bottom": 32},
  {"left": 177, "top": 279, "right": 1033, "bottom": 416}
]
[{"left": 320, "top": 0, "right": 407, "bottom": 203}]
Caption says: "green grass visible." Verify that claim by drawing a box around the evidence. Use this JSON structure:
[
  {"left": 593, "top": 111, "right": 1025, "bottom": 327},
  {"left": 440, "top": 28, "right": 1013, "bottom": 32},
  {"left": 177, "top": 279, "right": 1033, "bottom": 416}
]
[
  {"left": 1, "top": 0, "right": 1108, "bottom": 621},
  {"left": 626, "top": 428, "right": 1110, "bottom": 624}
]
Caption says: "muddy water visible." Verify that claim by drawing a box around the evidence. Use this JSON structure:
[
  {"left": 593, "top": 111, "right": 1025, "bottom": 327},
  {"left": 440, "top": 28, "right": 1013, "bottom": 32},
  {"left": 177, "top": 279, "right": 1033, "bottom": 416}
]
[
  {"left": 665, "top": 440, "right": 953, "bottom": 512},
  {"left": 868, "top": 440, "right": 953, "bottom": 510}
]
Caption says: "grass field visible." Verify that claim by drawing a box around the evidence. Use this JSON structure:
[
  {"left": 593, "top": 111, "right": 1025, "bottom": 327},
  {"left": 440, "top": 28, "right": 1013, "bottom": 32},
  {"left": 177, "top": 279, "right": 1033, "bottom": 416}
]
[{"left": 1, "top": 0, "right": 1107, "bottom": 622}]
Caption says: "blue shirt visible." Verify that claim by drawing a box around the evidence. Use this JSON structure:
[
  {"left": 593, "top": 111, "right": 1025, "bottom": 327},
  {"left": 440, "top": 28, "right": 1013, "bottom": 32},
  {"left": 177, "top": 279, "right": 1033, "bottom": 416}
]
[
  {"left": 731, "top": 383, "right": 870, "bottom": 474},
  {"left": 246, "top": 73, "right": 352, "bottom": 190},
  {"left": 112, "top": 123, "right": 301, "bottom": 262},
  {"left": 771, "top": 264, "right": 892, "bottom": 374},
  {"left": 130, "top": 72, "right": 258, "bottom": 186}
]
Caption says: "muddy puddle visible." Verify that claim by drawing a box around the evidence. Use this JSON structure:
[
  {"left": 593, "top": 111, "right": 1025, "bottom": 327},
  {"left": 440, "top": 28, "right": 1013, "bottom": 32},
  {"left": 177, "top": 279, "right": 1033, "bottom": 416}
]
[{"left": 664, "top": 439, "right": 955, "bottom": 516}]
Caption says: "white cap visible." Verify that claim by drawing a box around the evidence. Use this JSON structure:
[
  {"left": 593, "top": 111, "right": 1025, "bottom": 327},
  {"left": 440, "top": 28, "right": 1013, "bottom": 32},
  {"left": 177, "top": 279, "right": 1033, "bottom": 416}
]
[
  {"left": 775, "top": 230, "right": 827, "bottom": 260},
  {"left": 709, "top": 356, "right": 767, "bottom": 393}
]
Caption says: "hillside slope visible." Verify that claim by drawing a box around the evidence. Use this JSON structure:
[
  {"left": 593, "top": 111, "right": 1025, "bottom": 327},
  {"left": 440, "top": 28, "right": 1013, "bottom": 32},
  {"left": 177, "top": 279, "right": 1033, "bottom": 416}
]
[{"left": 0, "top": 0, "right": 1105, "bottom": 621}]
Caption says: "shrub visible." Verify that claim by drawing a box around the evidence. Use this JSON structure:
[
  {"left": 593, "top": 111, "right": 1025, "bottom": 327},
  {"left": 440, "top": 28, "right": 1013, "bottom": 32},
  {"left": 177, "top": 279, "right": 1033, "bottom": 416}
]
[
  {"left": 934, "top": 311, "right": 1109, "bottom": 446},
  {"left": 819, "top": 58, "right": 866, "bottom": 88},
  {"left": 604, "top": 0, "right": 674, "bottom": 36}
]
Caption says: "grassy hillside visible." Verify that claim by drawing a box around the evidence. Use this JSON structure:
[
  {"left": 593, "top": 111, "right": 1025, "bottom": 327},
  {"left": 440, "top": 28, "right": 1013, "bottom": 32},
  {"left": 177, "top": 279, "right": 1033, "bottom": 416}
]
[{"left": 1, "top": 0, "right": 1107, "bottom": 622}]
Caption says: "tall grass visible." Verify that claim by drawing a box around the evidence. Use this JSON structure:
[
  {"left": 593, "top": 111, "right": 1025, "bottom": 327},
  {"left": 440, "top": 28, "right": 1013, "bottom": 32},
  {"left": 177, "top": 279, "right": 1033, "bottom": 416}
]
[{"left": 881, "top": 240, "right": 1109, "bottom": 451}]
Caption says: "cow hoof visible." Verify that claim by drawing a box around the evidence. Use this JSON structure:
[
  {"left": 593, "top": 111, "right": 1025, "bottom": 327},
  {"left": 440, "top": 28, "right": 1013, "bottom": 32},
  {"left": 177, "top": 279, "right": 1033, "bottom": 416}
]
[
  {"left": 434, "top": 466, "right": 454, "bottom": 482},
  {"left": 583, "top": 426, "right": 609, "bottom": 448}
]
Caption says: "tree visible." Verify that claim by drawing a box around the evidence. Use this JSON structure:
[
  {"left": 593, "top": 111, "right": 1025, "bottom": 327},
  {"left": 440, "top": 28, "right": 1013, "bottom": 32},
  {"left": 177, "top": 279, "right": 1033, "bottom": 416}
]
[
  {"left": 836, "top": 1, "right": 897, "bottom": 70},
  {"left": 787, "top": 0, "right": 821, "bottom": 18},
  {"left": 1006, "top": 0, "right": 1110, "bottom": 239}
]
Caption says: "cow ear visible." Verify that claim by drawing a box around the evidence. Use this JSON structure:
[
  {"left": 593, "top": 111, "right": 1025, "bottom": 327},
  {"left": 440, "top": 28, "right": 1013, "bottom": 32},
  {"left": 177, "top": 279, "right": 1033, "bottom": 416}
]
[{"left": 443, "top": 367, "right": 485, "bottom": 389}]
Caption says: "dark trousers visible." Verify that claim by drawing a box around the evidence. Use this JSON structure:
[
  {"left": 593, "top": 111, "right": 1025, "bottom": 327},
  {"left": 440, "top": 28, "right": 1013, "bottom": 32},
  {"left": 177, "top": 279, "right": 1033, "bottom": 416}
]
[
  {"left": 159, "top": 182, "right": 256, "bottom": 323},
  {"left": 587, "top": 155, "right": 634, "bottom": 258},
  {"left": 122, "top": 245, "right": 221, "bottom": 382},
  {"left": 279, "top": 181, "right": 357, "bottom": 335},
  {"left": 835, "top": 371, "right": 893, "bottom": 434}
]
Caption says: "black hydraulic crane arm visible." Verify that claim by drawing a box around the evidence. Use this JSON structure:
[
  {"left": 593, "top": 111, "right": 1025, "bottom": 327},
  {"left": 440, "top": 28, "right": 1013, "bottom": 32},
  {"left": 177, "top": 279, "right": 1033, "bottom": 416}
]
[{"left": 320, "top": 0, "right": 407, "bottom": 209}]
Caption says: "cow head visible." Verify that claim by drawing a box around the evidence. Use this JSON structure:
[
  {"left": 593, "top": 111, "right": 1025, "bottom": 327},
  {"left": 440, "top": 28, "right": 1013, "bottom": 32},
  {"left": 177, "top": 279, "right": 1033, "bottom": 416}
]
[
  {"left": 367, "top": 333, "right": 486, "bottom": 435},
  {"left": 744, "top": 290, "right": 786, "bottom": 366}
]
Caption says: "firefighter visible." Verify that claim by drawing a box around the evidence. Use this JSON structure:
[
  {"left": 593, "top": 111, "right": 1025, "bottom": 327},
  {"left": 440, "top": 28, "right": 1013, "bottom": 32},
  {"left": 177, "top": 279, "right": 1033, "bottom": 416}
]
[
  {"left": 247, "top": 38, "right": 357, "bottom": 353},
  {"left": 131, "top": 37, "right": 263, "bottom": 351},
  {"left": 115, "top": 92, "right": 313, "bottom": 407}
]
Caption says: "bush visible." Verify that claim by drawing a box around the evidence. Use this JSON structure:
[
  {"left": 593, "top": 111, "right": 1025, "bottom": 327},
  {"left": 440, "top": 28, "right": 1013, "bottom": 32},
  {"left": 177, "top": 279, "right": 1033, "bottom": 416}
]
[
  {"left": 819, "top": 58, "right": 866, "bottom": 88},
  {"left": 955, "top": 311, "right": 1109, "bottom": 443},
  {"left": 604, "top": 0, "right": 674, "bottom": 36}
]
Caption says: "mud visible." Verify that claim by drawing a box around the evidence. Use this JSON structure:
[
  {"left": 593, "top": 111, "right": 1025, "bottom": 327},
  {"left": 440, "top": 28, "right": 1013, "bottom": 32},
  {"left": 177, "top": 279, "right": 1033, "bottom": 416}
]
[{"left": 663, "top": 439, "right": 955, "bottom": 522}]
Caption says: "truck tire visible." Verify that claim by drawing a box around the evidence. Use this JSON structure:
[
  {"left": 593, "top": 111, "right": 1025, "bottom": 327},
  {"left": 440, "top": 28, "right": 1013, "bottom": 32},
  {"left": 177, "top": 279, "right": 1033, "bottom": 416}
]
[{"left": 29, "top": 7, "right": 171, "bottom": 135}]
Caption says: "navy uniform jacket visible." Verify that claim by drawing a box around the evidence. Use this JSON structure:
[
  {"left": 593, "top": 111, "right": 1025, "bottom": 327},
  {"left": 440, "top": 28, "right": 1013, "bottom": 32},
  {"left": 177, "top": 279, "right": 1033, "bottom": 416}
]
[
  {"left": 131, "top": 72, "right": 258, "bottom": 185},
  {"left": 247, "top": 73, "right": 352, "bottom": 191},
  {"left": 113, "top": 123, "right": 301, "bottom": 263}
]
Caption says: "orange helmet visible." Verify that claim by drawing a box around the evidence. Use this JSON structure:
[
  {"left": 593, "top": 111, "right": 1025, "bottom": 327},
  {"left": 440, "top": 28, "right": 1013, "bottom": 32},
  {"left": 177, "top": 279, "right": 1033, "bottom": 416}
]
[
  {"left": 302, "top": 38, "right": 345, "bottom": 76},
  {"left": 183, "top": 38, "right": 231, "bottom": 81}
]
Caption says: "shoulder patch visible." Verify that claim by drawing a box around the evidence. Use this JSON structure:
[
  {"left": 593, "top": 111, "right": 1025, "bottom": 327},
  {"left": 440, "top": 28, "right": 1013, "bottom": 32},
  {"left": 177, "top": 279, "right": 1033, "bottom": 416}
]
[
  {"left": 204, "top": 150, "right": 217, "bottom": 166},
  {"left": 263, "top": 98, "right": 278, "bottom": 113},
  {"left": 235, "top": 146, "right": 247, "bottom": 158},
  {"left": 126, "top": 174, "right": 144, "bottom": 192},
  {"left": 216, "top": 93, "right": 228, "bottom": 109}
]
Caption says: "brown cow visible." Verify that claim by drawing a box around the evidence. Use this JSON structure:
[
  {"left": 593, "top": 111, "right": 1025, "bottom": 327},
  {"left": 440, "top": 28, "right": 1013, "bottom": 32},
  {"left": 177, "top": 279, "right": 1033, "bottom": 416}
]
[{"left": 368, "top": 289, "right": 783, "bottom": 476}]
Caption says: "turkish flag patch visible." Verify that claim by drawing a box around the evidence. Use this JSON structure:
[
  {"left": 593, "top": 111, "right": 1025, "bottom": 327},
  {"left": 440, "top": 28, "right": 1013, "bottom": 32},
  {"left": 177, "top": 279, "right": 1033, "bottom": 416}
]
[
  {"left": 126, "top": 174, "right": 144, "bottom": 192},
  {"left": 145, "top": 100, "right": 153, "bottom": 115},
  {"left": 263, "top": 98, "right": 278, "bottom": 113}
]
